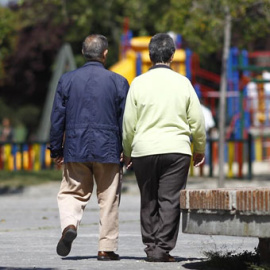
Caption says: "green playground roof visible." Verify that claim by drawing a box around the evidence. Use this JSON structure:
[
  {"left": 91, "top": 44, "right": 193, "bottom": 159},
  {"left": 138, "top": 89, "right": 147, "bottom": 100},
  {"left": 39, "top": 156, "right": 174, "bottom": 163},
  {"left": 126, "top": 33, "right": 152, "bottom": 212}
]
[
  {"left": 234, "top": 65, "right": 270, "bottom": 71},
  {"left": 251, "top": 79, "right": 270, "bottom": 83}
]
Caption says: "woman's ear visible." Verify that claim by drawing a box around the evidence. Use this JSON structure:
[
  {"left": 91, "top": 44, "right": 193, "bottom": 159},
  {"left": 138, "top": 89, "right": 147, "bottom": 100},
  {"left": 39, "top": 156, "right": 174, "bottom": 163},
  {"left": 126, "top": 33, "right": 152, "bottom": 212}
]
[{"left": 170, "top": 53, "right": 175, "bottom": 63}]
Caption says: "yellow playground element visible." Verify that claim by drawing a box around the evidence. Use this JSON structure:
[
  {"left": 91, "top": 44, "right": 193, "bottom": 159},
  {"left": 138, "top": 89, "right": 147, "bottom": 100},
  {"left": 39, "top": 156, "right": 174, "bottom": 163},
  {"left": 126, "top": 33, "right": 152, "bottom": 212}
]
[
  {"left": 110, "top": 36, "right": 187, "bottom": 84},
  {"left": 0, "top": 143, "right": 53, "bottom": 171}
]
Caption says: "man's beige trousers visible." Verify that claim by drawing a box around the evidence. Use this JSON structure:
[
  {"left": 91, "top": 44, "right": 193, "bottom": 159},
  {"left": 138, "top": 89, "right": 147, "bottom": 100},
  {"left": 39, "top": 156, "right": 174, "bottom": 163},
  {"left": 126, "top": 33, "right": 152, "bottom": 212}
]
[{"left": 57, "top": 162, "right": 120, "bottom": 251}]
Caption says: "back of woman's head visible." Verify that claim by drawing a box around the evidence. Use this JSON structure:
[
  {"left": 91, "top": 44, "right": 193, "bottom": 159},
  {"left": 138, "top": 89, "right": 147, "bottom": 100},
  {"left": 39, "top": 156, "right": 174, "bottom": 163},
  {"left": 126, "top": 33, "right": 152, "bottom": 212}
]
[{"left": 149, "top": 33, "right": 176, "bottom": 65}]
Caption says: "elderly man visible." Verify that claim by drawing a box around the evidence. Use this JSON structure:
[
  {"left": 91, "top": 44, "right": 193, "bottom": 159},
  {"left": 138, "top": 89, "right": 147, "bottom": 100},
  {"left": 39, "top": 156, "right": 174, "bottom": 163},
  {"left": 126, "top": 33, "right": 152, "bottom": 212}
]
[
  {"left": 49, "top": 34, "right": 129, "bottom": 260},
  {"left": 122, "top": 33, "right": 206, "bottom": 262}
]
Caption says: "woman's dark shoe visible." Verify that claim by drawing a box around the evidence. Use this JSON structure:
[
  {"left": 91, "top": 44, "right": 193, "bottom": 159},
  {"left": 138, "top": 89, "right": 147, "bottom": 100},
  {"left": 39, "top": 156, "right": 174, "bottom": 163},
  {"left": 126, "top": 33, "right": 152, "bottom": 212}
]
[
  {"left": 146, "top": 253, "right": 176, "bottom": 262},
  {"left": 167, "top": 254, "right": 176, "bottom": 262},
  {"left": 56, "top": 225, "right": 77, "bottom": 257},
  {"left": 97, "top": 251, "right": 120, "bottom": 261}
]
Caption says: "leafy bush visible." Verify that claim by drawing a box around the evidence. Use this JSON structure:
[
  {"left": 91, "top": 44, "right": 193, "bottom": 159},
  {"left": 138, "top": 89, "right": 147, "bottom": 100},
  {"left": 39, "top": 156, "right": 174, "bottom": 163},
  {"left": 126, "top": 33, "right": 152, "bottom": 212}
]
[{"left": 204, "top": 248, "right": 270, "bottom": 270}]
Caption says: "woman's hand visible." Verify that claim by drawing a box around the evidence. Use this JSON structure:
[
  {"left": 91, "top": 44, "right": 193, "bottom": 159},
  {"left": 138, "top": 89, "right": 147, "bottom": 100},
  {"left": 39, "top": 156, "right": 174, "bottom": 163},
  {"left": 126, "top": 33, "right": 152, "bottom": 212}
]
[
  {"left": 123, "top": 155, "right": 132, "bottom": 169},
  {"left": 193, "top": 153, "right": 205, "bottom": 167}
]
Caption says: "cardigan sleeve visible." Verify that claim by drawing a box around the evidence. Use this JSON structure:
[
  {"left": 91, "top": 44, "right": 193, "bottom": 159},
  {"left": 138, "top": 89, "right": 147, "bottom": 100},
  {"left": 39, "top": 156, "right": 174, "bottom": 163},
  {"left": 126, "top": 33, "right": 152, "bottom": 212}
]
[
  {"left": 122, "top": 81, "right": 137, "bottom": 157},
  {"left": 186, "top": 81, "right": 206, "bottom": 154}
]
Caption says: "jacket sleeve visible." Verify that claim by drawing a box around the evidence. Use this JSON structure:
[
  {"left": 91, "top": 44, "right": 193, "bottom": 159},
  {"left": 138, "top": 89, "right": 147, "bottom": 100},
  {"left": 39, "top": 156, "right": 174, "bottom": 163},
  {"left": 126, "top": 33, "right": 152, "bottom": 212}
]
[
  {"left": 117, "top": 77, "right": 130, "bottom": 146},
  {"left": 49, "top": 78, "right": 66, "bottom": 158},
  {"left": 186, "top": 81, "right": 206, "bottom": 154},
  {"left": 122, "top": 81, "right": 137, "bottom": 157}
]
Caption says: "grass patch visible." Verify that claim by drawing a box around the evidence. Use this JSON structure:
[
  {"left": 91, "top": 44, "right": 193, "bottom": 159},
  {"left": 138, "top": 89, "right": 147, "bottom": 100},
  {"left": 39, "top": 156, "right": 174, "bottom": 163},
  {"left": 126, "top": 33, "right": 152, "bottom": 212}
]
[
  {"left": 204, "top": 248, "right": 270, "bottom": 270},
  {"left": 0, "top": 170, "right": 62, "bottom": 188}
]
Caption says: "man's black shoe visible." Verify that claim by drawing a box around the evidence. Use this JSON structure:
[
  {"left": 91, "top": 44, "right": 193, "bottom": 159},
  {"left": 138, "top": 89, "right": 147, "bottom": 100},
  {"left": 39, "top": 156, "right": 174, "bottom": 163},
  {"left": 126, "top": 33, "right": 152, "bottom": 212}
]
[{"left": 56, "top": 225, "right": 77, "bottom": 257}]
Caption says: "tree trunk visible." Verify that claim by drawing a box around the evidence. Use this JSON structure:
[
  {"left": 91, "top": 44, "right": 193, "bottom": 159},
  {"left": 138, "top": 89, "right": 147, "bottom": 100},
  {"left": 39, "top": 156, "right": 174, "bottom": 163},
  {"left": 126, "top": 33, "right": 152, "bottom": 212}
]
[{"left": 218, "top": 5, "right": 231, "bottom": 188}]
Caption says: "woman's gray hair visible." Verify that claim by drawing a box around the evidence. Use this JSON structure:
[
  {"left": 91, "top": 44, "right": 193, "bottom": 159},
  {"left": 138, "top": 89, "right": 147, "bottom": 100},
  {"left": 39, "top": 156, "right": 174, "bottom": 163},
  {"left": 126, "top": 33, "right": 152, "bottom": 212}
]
[
  {"left": 82, "top": 34, "right": 108, "bottom": 62},
  {"left": 149, "top": 33, "right": 176, "bottom": 64}
]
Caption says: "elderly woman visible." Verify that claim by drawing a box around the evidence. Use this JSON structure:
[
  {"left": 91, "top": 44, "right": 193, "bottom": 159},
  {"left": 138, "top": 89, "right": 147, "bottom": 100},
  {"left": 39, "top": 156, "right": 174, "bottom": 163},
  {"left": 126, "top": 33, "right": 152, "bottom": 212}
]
[{"left": 122, "top": 33, "right": 206, "bottom": 262}]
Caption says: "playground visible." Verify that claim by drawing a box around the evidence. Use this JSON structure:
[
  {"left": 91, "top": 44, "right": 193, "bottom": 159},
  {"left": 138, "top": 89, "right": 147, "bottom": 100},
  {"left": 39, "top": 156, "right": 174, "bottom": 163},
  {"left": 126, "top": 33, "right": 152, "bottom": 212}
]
[
  {"left": 110, "top": 31, "right": 270, "bottom": 179},
  {"left": 0, "top": 32, "right": 270, "bottom": 180}
]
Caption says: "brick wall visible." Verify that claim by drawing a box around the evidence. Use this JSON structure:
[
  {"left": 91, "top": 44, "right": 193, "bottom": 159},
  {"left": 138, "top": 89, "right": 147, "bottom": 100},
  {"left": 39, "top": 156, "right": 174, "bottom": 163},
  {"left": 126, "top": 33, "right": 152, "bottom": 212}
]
[{"left": 180, "top": 187, "right": 270, "bottom": 214}]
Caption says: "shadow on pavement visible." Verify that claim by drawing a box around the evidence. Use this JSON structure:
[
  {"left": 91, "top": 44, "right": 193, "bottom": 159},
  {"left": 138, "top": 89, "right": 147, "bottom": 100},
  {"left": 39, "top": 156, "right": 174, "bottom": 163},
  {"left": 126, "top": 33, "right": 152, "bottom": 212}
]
[
  {"left": 63, "top": 256, "right": 206, "bottom": 265},
  {"left": 115, "top": 256, "right": 146, "bottom": 260},
  {"left": 0, "top": 186, "right": 24, "bottom": 195},
  {"left": 0, "top": 268, "right": 57, "bottom": 270},
  {"left": 62, "top": 255, "right": 146, "bottom": 261},
  {"left": 182, "top": 260, "right": 209, "bottom": 269},
  {"left": 62, "top": 256, "right": 96, "bottom": 260}
]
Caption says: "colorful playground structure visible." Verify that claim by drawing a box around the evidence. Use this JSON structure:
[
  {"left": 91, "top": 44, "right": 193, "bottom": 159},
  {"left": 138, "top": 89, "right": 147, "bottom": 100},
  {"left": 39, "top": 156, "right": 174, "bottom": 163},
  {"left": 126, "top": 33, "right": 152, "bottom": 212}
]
[
  {"left": 110, "top": 31, "right": 270, "bottom": 165},
  {"left": 0, "top": 32, "right": 269, "bottom": 178},
  {"left": 110, "top": 34, "right": 189, "bottom": 84}
]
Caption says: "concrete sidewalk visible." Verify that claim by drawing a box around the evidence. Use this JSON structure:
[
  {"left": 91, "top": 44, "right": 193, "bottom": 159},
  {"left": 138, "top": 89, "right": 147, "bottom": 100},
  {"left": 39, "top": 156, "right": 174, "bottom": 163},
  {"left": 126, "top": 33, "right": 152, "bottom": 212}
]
[{"left": 0, "top": 173, "right": 269, "bottom": 270}]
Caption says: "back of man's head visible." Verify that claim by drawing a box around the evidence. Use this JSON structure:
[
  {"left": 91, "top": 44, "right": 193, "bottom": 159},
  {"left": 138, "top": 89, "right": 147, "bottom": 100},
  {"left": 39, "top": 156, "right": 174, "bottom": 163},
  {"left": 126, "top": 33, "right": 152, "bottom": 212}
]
[
  {"left": 82, "top": 34, "right": 108, "bottom": 63},
  {"left": 149, "top": 33, "right": 176, "bottom": 65}
]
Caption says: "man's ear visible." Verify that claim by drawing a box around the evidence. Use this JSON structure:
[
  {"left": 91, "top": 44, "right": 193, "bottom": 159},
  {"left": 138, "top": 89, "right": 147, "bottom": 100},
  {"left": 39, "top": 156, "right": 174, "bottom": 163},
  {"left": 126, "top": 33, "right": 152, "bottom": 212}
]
[{"left": 103, "top": 49, "right": 108, "bottom": 59}]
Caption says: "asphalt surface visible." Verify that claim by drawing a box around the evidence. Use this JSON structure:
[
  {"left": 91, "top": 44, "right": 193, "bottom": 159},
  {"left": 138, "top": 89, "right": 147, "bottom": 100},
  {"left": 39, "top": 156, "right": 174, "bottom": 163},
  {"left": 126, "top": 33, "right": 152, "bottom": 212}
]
[{"left": 0, "top": 165, "right": 269, "bottom": 270}]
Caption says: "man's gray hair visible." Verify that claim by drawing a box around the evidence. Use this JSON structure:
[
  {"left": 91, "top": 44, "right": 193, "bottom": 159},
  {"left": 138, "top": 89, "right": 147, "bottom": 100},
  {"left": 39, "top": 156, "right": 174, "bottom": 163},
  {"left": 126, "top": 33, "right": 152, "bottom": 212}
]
[{"left": 82, "top": 34, "right": 108, "bottom": 62}]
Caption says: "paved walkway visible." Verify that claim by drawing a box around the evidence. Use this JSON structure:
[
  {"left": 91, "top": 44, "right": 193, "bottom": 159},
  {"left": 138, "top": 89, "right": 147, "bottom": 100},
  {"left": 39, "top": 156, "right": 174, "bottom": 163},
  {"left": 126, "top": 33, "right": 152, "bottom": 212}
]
[{"left": 0, "top": 168, "right": 269, "bottom": 270}]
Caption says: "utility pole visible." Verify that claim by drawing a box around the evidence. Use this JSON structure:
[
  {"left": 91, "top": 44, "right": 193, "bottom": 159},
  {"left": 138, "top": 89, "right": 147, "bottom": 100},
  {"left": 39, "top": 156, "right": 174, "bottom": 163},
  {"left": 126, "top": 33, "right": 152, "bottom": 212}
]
[{"left": 218, "top": 4, "right": 231, "bottom": 188}]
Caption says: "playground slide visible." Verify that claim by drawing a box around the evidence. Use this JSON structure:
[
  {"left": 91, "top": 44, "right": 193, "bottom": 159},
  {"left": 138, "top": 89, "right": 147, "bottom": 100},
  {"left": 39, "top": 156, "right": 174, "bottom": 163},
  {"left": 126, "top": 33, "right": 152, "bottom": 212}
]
[
  {"left": 109, "top": 48, "right": 186, "bottom": 85},
  {"left": 110, "top": 37, "right": 152, "bottom": 84},
  {"left": 109, "top": 53, "right": 136, "bottom": 85}
]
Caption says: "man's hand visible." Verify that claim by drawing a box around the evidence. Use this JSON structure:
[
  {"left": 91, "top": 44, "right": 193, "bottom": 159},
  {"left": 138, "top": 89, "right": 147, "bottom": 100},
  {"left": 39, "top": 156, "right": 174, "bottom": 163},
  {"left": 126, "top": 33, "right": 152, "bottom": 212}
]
[
  {"left": 193, "top": 153, "right": 205, "bottom": 167},
  {"left": 123, "top": 154, "right": 132, "bottom": 169},
  {"left": 54, "top": 156, "right": 64, "bottom": 165}
]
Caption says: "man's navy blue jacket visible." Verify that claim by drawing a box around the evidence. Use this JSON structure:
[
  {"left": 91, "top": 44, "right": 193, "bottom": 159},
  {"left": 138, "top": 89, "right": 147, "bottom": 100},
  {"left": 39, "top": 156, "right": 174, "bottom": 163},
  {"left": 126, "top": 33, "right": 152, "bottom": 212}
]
[{"left": 49, "top": 61, "right": 129, "bottom": 164}]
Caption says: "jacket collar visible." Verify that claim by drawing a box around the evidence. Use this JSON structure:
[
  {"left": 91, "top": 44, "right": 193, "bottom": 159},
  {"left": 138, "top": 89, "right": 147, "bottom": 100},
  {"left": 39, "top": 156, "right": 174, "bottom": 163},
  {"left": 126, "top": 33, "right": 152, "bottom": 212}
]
[
  {"left": 83, "top": 61, "right": 105, "bottom": 68},
  {"left": 149, "top": 64, "right": 172, "bottom": 71}
]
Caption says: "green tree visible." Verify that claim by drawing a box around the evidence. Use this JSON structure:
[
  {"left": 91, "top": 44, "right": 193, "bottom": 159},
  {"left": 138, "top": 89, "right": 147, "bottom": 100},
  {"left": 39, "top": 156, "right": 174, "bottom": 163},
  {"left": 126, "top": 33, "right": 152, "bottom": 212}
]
[
  {"left": 160, "top": 0, "right": 270, "bottom": 56},
  {"left": 160, "top": 0, "right": 270, "bottom": 187},
  {"left": 0, "top": 5, "right": 19, "bottom": 83},
  {"left": 1, "top": 0, "right": 270, "bottom": 142}
]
